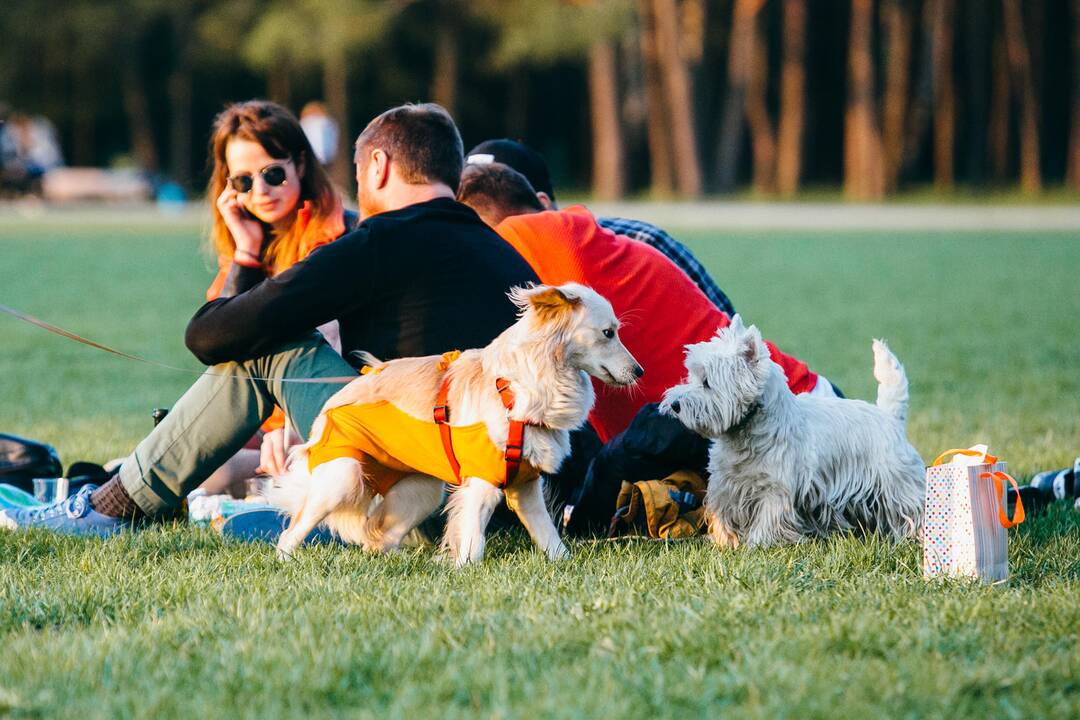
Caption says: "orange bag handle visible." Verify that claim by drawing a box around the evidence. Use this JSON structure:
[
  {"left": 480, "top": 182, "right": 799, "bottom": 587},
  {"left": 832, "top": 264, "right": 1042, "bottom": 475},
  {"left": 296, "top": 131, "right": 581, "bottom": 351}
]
[
  {"left": 931, "top": 448, "right": 998, "bottom": 466},
  {"left": 979, "top": 470, "right": 1025, "bottom": 529}
]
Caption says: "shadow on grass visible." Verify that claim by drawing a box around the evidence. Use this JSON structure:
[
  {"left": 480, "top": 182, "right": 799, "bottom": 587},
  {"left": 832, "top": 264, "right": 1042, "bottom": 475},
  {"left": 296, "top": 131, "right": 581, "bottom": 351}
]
[{"left": 1008, "top": 503, "right": 1080, "bottom": 585}]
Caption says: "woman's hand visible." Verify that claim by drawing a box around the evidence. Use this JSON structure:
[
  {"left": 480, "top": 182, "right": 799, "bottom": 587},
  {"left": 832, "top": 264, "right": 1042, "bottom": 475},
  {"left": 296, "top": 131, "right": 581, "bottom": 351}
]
[
  {"left": 256, "top": 425, "right": 302, "bottom": 477},
  {"left": 217, "top": 185, "right": 264, "bottom": 260}
]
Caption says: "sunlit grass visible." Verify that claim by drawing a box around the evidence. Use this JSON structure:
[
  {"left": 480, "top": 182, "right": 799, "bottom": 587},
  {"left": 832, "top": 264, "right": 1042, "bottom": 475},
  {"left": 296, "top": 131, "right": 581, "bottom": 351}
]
[{"left": 0, "top": 215, "right": 1078, "bottom": 718}]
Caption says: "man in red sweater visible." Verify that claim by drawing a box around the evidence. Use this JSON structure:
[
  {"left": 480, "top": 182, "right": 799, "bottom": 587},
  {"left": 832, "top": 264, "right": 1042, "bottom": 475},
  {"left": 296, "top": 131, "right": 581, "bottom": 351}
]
[
  {"left": 458, "top": 162, "right": 830, "bottom": 444},
  {"left": 458, "top": 163, "right": 842, "bottom": 534}
]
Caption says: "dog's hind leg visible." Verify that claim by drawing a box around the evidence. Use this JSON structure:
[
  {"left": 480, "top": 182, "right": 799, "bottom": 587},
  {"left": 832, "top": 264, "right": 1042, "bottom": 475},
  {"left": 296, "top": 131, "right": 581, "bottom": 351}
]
[
  {"left": 442, "top": 477, "right": 503, "bottom": 566},
  {"left": 505, "top": 478, "right": 568, "bottom": 561},
  {"left": 365, "top": 474, "right": 444, "bottom": 553},
  {"left": 276, "top": 457, "right": 365, "bottom": 560}
]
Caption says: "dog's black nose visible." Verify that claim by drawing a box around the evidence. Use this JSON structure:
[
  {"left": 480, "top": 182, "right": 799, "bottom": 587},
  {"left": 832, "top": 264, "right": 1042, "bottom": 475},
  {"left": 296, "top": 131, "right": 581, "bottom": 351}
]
[
  {"left": 633, "top": 364, "right": 644, "bottom": 378},
  {"left": 670, "top": 400, "right": 681, "bottom": 414}
]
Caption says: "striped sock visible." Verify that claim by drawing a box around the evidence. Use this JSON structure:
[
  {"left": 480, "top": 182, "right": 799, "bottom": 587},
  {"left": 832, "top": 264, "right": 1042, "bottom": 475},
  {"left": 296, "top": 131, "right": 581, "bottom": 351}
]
[{"left": 89, "top": 476, "right": 145, "bottom": 519}]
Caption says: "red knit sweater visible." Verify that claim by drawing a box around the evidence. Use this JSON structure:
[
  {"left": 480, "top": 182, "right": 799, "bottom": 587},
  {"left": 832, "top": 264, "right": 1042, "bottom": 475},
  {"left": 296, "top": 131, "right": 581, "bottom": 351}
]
[{"left": 496, "top": 206, "right": 818, "bottom": 442}]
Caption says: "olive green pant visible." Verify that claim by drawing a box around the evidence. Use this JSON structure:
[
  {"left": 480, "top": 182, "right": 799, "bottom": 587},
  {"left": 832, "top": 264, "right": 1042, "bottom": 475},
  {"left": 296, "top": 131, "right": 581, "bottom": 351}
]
[{"left": 119, "top": 334, "right": 356, "bottom": 515}]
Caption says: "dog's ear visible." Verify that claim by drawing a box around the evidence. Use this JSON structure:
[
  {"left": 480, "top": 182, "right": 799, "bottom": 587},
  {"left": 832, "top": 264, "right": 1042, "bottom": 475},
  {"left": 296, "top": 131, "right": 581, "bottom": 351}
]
[
  {"left": 740, "top": 324, "right": 765, "bottom": 363},
  {"left": 512, "top": 284, "right": 583, "bottom": 322},
  {"left": 729, "top": 313, "right": 746, "bottom": 332}
]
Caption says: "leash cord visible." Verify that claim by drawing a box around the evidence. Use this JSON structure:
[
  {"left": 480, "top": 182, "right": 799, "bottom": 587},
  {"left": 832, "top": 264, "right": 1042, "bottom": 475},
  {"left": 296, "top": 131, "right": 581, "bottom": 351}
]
[{"left": 0, "top": 303, "right": 357, "bottom": 385}]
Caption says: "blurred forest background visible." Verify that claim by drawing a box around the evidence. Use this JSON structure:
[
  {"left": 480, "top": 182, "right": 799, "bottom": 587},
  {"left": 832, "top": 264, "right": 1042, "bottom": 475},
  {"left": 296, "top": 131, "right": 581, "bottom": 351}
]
[{"left": 0, "top": 0, "right": 1077, "bottom": 200}]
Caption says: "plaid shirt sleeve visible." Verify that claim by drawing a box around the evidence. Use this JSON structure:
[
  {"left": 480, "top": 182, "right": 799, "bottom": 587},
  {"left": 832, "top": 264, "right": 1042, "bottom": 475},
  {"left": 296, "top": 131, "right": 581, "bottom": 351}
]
[{"left": 598, "top": 216, "right": 736, "bottom": 316}]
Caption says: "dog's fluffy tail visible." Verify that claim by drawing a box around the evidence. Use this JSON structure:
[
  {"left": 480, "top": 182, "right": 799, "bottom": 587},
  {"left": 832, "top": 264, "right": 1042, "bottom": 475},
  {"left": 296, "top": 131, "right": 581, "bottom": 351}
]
[
  {"left": 263, "top": 436, "right": 374, "bottom": 547},
  {"left": 872, "top": 339, "right": 909, "bottom": 423},
  {"left": 263, "top": 444, "right": 313, "bottom": 517}
]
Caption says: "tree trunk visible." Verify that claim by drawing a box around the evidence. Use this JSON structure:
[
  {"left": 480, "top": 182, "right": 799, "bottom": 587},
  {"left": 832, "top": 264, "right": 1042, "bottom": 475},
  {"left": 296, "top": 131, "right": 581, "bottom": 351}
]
[
  {"left": 121, "top": 60, "right": 159, "bottom": 173},
  {"left": 715, "top": 0, "right": 765, "bottom": 192},
  {"left": 639, "top": 0, "right": 674, "bottom": 197},
  {"left": 903, "top": 0, "right": 936, "bottom": 176},
  {"left": 432, "top": 20, "right": 459, "bottom": 115},
  {"left": 1069, "top": 0, "right": 1080, "bottom": 189},
  {"left": 988, "top": 31, "right": 1011, "bottom": 182},
  {"left": 1028, "top": 0, "right": 1045, "bottom": 108},
  {"left": 1002, "top": 0, "right": 1042, "bottom": 193},
  {"left": 267, "top": 59, "right": 292, "bottom": 107},
  {"left": 776, "top": 0, "right": 806, "bottom": 196},
  {"left": 652, "top": 0, "right": 702, "bottom": 196},
  {"left": 169, "top": 8, "right": 193, "bottom": 189},
  {"left": 324, "top": 46, "right": 350, "bottom": 191},
  {"left": 588, "top": 40, "right": 626, "bottom": 200},
  {"left": 745, "top": 19, "right": 776, "bottom": 194},
  {"left": 930, "top": 0, "right": 955, "bottom": 190},
  {"left": 963, "top": 0, "right": 990, "bottom": 185},
  {"left": 506, "top": 66, "right": 529, "bottom": 139},
  {"left": 844, "top": 0, "right": 884, "bottom": 200},
  {"left": 71, "top": 61, "right": 95, "bottom": 166},
  {"left": 881, "top": 0, "right": 911, "bottom": 192},
  {"left": 619, "top": 33, "right": 649, "bottom": 188}
]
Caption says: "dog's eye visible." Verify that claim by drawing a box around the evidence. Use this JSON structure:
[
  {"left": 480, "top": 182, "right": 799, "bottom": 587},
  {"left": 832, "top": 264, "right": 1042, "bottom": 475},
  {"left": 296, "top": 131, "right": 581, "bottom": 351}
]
[
  {"left": 602, "top": 328, "right": 614, "bottom": 339},
  {"left": 701, "top": 377, "right": 709, "bottom": 389}
]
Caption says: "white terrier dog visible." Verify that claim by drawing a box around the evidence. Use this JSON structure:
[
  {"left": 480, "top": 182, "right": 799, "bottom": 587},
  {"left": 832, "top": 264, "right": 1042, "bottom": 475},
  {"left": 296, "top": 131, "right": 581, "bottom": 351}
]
[
  {"left": 659, "top": 316, "right": 924, "bottom": 549},
  {"left": 267, "top": 283, "right": 642, "bottom": 564}
]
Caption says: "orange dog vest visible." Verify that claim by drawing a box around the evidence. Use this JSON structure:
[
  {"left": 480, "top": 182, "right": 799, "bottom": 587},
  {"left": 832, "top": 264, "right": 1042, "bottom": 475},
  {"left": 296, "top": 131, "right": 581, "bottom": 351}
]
[{"left": 307, "top": 355, "right": 539, "bottom": 496}]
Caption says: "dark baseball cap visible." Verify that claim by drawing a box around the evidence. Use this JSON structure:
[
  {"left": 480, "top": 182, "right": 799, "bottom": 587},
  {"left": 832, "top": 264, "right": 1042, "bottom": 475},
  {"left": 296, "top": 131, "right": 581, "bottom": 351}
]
[{"left": 466, "top": 139, "right": 555, "bottom": 202}]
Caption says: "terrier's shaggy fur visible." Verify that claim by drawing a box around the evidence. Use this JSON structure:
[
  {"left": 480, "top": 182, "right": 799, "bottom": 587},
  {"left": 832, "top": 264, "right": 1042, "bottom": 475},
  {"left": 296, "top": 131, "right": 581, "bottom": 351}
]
[
  {"left": 268, "top": 283, "right": 642, "bottom": 564},
  {"left": 660, "top": 316, "right": 924, "bottom": 549}
]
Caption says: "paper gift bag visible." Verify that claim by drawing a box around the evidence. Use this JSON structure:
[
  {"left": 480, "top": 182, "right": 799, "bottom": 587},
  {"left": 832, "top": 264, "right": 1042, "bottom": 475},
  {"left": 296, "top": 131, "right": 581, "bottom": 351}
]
[{"left": 922, "top": 446, "right": 1025, "bottom": 583}]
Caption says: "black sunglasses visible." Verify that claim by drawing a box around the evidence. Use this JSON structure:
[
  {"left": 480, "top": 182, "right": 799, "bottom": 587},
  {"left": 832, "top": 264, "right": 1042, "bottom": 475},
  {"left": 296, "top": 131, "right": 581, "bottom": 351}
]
[{"left": 228, "top": 163, "right": 289, "bottom": 193}]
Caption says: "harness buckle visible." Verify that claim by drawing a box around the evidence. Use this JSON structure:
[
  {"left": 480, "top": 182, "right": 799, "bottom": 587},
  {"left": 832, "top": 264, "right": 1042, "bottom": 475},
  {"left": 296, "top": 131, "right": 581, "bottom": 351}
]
[
  {"left": 433, "top": 405, "right": 449, "bottom": 424},
  {"left": 505, "top": 442, "right": 524, "bottom": 463}
]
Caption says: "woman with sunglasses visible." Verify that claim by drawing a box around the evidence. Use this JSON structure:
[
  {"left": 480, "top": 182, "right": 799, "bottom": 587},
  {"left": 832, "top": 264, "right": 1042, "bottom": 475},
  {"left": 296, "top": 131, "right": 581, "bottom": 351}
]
[
  {"left": 200, "top": 100, "right": 356, "bottom": 495},
  {"left": 206, "top": 100, "right": 355, "bottom": 299}
]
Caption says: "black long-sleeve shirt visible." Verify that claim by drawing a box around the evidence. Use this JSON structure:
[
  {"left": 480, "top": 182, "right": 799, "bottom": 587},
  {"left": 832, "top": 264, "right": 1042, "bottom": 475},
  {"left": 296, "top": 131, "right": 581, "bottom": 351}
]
[{"left": 185, "top": 197, "right": 539, "bottom": 367}]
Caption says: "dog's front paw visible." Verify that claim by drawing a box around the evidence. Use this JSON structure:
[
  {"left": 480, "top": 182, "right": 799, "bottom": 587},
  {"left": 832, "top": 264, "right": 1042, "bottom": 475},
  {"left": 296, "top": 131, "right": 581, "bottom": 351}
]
[
  {"left": 708, "top": 521, "right": 741, "bottom": 549},
  {"left": 546, "top": 541, "right": 570, "bottom": 561},
  {"left": 444, "top": 539, "right": 485, "bottom": 567},
  {"left": 454, "top": 553, "right": 481, "bottom": 568},
  {"left": 364, "top": 536, "right": 402, "bottom": 554}
]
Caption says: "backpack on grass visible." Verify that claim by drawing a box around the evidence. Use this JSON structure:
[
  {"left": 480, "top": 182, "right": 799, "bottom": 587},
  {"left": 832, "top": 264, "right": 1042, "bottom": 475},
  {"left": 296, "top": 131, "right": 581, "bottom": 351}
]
[{"left": 0, "top": 432, "right": 63, "bottom": 492}]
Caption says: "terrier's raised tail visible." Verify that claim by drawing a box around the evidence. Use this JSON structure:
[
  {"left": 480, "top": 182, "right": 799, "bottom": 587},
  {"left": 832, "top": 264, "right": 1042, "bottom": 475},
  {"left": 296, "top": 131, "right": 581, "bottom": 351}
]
[{"left": 872, "top": 339, "right": 909, "bottom": 423}]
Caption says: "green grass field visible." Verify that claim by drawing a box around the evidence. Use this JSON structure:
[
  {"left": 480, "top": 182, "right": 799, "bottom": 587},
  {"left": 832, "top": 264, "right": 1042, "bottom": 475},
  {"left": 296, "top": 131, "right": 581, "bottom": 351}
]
[{"left": 1, "top": 213, "right": 1078, "bottom": 718}]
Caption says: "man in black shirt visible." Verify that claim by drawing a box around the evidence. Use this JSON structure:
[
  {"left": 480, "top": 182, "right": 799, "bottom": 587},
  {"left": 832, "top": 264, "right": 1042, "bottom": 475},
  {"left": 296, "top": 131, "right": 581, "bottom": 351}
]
[{"left": 4, "top": 103, "right": 539, "bottom": 534}]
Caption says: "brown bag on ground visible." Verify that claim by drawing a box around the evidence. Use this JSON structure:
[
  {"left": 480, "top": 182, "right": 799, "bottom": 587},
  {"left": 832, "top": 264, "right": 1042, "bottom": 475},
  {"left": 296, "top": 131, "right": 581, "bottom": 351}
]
[{"left": 609, "top": 470, "right": 708, "bottom": 539}]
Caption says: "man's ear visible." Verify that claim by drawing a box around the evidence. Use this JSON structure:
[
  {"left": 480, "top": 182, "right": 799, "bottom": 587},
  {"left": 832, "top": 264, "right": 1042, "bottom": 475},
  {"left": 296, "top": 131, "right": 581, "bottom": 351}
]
[
  {"left": 536, "top": 191, "right": 555, "bottom": 210},
  {"left": 370, "top": 148, "right": 390, "bottom": 190}
]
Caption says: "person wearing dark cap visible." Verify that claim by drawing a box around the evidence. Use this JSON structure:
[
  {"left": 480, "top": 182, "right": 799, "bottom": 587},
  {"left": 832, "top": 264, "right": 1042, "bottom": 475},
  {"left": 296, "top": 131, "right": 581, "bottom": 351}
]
[{"left": 466, "top": 139, "right": 736, "bottom": 316}]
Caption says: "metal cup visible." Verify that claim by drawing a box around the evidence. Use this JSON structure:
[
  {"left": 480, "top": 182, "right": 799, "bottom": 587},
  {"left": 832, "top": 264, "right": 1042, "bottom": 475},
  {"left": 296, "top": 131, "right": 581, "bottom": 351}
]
[{"left": 32, "top": 477, "right": 70, "bottom": 504}]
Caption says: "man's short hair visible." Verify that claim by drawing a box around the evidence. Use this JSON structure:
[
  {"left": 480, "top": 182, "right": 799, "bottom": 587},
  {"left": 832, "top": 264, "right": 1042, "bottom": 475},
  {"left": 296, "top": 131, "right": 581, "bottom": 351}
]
[
  {"left": 466, "top": 139, "right": 555, "bottom": 202},
  {"left": 354, "top": 103, "right": 463, "bottom": 189},
  {"left": 458, "top": 162, "right": 544, "bottom": 224}
]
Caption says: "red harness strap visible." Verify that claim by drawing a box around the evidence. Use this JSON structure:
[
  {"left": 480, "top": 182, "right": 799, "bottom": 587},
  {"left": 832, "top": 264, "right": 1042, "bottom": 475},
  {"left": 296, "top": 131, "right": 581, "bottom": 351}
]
[
  {"left": 433, "top": 377, "right": 461, "bottom": 482},
  {"left": 432, "top": 375, "right": 531, "bottom": 487},
  {"left": 495, "top": 378, "right": 527, "bottom": 485}
]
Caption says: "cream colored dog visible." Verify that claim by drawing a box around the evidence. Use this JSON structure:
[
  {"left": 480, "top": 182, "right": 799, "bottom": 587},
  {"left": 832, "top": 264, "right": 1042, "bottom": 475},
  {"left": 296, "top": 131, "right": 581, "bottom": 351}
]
[{"left": 268, "top": 283, "right": 642, "bottom": 564}]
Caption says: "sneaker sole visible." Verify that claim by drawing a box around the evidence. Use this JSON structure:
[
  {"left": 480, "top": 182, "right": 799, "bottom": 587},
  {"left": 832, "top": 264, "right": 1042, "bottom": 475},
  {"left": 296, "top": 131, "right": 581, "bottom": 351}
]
[{"left": 219, "top": 508, "right": 343, "bottom": 546}]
